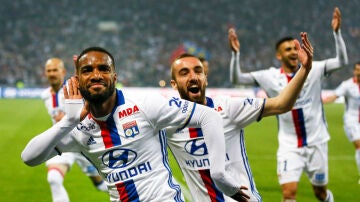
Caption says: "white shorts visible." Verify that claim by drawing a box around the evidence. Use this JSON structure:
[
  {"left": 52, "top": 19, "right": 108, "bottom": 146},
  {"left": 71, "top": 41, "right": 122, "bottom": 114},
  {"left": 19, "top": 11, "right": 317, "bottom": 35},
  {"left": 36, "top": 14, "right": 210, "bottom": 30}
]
[
  {"left": 277, "top": 142, "right": 328, "bottom": 186},
  {"left": 344, "top": 122, "right": 360, "bottom": 142},
  {"left": 46, "top": 152, "right": 99, "bottom": 176}
]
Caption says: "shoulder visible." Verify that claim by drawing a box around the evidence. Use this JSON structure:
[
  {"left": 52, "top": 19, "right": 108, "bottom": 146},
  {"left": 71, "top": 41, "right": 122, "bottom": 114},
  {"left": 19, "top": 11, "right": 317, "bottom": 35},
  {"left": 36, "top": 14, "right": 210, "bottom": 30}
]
[
  {"left": 122, "top": 89, "right": 167, "bottom": 104},
  {"left": 251, "top": 67, "right": 279, "bottom": 77},
  {"left": 342, "top": 78, "right": 355, "bottom": 86}
]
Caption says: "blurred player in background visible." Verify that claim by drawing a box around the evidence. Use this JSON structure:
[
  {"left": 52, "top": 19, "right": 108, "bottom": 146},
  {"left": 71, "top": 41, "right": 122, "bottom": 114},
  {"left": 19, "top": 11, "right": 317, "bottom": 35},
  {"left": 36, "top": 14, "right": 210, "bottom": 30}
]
[
  {"left": 166, "top": 31, "right": 313, "bottom": 202},
  {"left": 228, "top": 7, "right": 348, "bottom": 202},
  {"left": 323, "top": 61, "right": 360, "bottom": 184},
  {"left": 42, "top": 58, "right": 107, "bottom": 202}
]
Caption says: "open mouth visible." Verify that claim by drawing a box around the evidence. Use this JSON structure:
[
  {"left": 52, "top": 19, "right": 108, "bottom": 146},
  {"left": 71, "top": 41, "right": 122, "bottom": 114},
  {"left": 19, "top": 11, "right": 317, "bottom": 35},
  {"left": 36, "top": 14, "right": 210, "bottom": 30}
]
[
  {"left": 289, "top": 55, "right": 298, "bottom": 61},
  {"left": 188, "top": 86, "right": 200, "bottom": 93}
]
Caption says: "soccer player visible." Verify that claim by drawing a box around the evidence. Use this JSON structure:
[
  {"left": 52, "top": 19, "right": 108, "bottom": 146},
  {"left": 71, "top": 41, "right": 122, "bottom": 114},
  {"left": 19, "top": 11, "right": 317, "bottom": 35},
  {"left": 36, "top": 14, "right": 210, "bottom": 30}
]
[
  {"left": 22, "top": 47, "right": 248, "bottom": 202},
  {"left": 42, "top": 58, "right": 107, "bottom": 202},
  {"left": 228, "top": 7, "right": 348, "bottom": 202},
  {"left": 323, "top": 61, "right": 360, "bottom": 184},
  {"left": 166, "top": 31, "right": 313, "bottom": 202}
]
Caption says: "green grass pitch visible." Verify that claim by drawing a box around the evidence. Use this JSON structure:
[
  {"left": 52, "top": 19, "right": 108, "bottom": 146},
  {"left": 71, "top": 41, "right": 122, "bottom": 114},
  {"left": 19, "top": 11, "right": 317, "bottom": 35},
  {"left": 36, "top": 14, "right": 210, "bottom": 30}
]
[{"left": 1, "top": 99, "right": 359, "bottom": 201}]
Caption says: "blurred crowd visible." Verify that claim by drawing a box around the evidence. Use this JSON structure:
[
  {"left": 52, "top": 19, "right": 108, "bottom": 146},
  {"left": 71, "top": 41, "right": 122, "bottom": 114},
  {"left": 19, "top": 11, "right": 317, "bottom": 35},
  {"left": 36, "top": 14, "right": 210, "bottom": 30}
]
[{"left": 0, "top": 0, "right": 359, "bottom": 88}]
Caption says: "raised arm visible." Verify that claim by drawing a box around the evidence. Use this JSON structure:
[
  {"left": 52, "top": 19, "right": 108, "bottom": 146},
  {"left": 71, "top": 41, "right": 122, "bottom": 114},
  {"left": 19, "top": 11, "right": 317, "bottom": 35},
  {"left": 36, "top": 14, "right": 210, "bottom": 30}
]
[
  {"left": 21, "top": 77, "right": 84, "bottom": 166},
  {"left": 228, "top": 28, "right": 257, "bottom": 86},
  {"left": 324, "top": 7, "right": 349, "bottom": 74},
  {"left": 263, "top": 32, "right": 313, "bottom": 116}
]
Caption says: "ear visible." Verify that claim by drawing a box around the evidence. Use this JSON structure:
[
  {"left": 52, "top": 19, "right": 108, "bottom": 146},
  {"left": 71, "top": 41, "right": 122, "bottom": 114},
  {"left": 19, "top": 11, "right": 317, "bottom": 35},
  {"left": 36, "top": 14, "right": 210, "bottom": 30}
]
[
  {"left": 62, "top": 68, "right": 67, "bottom": 76},
  {"left": 170, "top": 80, "right": 177, "bottom": 90},
  {"left": 276, "top": 52, "right": 282, "bottom": 61},
  {"left": 113, "top": 73, "right": 117, "bottom": 83}
]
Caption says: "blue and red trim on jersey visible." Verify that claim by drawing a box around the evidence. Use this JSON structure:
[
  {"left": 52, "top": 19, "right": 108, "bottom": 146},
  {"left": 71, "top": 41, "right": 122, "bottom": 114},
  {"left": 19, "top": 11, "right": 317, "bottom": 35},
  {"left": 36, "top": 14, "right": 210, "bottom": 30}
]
[
  {"left": 115, "top": 179, "right": 140, "bottom": 202},
  {"left": 199, "top": 169, "right": 225, "bottom": 202},
  {"left": 239, "top": 129, "right": 262, "bottom": 201},
  {"left": 91, "top": 90, "right": 125, "bottom": 148},
  {"left": 280, "top": 68, "right": 308, "bottom": 147},
  {"left": 193, "top": 97, "right": 227, "bottom": 201},
  {"left": 159, "top": 130, "right": 184, "bottom": 202},
  {"left": 188, "top": 97, "right": 214, "bottom": 138},
  {"left": 51, "top": 91, "right": 59, "bottom": 108}
]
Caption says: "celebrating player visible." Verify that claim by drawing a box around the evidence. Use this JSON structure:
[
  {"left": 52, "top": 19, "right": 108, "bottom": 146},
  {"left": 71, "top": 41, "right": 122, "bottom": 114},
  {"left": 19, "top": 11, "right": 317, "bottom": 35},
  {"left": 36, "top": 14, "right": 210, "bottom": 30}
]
[
  {"left": 166, "top": 31, "right": 313, "bottom": 202},
  {"left": 22, "top": 47, "right": 248, "bottom": 201},
  {"left": 323, "top": 61, "right": 360, "bottom": 184},
  {"left": 228, "top": 7, "right": 348, "bottom": 202},
  {"left": 42, "top": 58, "right": 107, "bottom": 202}
]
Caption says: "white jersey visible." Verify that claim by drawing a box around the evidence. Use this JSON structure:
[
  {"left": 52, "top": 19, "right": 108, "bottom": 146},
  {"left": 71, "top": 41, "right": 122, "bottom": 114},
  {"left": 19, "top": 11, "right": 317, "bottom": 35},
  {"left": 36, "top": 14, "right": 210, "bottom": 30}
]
[
  {"left": 47, "top": 89, "right": 239, "bottom": 202},
  {"left": 230, "top": 30, "right": 348, "bottom": 150},
  {"left": 41, "top": 87, "right": 65, "bottom": 125},
  {"left": 250, "top": 64, "right": 330, "bottom": 149},
  {"left": 166, "top": 96, "right": 265, "bottom": 202},
  {"left": 334, "top": 77, "right": 360, "bottom": 124}
]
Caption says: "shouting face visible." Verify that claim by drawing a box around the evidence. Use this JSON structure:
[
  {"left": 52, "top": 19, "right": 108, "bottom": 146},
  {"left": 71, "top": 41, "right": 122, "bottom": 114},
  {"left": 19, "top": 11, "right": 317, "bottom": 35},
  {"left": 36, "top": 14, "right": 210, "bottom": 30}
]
[{"left": 171, "top": 56, "right": 207, "bottom": 104}]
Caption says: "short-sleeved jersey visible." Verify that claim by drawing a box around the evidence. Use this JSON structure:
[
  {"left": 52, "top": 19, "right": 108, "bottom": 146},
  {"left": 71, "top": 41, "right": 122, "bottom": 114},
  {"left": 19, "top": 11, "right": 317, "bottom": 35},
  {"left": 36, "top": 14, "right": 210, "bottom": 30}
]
[
  {"left": 334, "top": 77, "right": 360, "bottom": 123},
  {"left": 58, "top": 89, "right": 200, "bottom": 202},
  {"left": 41, "top": 87, "right": 65, "bottom": 125},
  {"left": 250, "top": 62, "right": 330, "bottom": 149},
  {"left": 166, "top": 96, "right": 265, "bottom": 202}
]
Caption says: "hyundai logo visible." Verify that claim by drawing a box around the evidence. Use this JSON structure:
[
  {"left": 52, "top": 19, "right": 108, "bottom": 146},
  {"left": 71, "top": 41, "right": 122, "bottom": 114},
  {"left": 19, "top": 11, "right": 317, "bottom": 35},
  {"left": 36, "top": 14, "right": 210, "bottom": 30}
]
[
  {"left": 184, "top": 139, "right": 208, "bottom": 156},
  {"left": 102, "top": 148, "right": 137, "bottom": 169}
]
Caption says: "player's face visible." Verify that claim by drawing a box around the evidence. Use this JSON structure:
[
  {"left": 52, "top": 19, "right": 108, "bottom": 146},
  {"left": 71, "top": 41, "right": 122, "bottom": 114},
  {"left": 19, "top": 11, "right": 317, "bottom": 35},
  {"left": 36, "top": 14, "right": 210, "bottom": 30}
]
[
  {"left": 354, "top": 64, "right": 360, "bottom": 84},
  {"left": 276, "top": 40, "right": 299, "bottom": 71},
  {"left": 171, "top": 57, "right": 207, "bottom": 104},
  {"left": 77, "top": 51, "right": 117, "bottom": 104},
  {"left": 45, "top": 60, "right": 65, "bottom": 88}
]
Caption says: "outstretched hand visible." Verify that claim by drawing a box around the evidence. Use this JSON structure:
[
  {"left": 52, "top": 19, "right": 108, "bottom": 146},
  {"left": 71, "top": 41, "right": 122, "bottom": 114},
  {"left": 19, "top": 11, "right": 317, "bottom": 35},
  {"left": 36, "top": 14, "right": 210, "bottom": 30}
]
[
  {"left": 63, "top": 76, "right": 89, "bottom": 121},
  {"left": 230, "top": 186, "right": 250, "bottom": 202},
  {"left": 295, "top": 32, "right": 313, "bottom": 72},
  {"left": 331, "top": 7, "right": 341, "bottom": 32},
  {"left": 228, "top": 28, "right": 240, "bottom": 53}
]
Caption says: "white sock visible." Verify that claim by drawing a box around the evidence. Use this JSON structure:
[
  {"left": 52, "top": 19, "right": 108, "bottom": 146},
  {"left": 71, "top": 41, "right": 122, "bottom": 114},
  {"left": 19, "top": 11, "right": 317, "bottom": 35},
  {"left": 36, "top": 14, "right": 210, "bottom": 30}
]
[
  {"left": 96, "top": 180, "right": 108, "bottom": 192},
  {"left": 47, "top": 169, "right": 69, "bottom": 202},
  {"left": 355, "top": 149, "right": 360, "bottom": 174},
  {"left": 282, "top": 199, "right": 296, "bottom": 202},
  {"left": 324, "top": 190, "right": 334, "bottom": 202}
]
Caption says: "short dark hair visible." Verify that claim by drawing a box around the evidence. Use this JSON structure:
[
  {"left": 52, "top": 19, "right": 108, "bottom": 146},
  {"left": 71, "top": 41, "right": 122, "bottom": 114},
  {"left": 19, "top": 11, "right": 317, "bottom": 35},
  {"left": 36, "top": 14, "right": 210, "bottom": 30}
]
[
  {"left": 76, "top": 46, "right": 115, "bottom": 70},
  {"left": 170, "top": 53, "right": 199, "bottom": 80},
  {"left": 198, "top": 56, "right": 206, "bottom": 63},
  {"left": 275, "top": 37, "right": 294, "bottom": 51},
  {"left": 354, "top": 61, "right": 360, "bottom": 69},
  {"left": 175, "top": 53, "right": 197, "bottom": 61}
]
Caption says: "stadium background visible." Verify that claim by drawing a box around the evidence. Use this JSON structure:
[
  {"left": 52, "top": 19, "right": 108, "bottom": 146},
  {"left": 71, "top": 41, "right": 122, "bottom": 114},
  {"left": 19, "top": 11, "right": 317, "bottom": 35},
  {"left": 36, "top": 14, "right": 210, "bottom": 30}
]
[
  {"left": 0, "top": 0, "right": 359, "bottom": 89},
  {"left": 1, "top": 0, "right": 359, "bottom": 201}
]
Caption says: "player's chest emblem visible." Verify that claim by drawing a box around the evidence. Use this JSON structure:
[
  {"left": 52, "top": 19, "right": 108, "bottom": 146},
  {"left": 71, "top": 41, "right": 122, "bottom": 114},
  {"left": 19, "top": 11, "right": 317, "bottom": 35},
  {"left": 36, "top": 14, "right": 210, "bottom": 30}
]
[{"left": 122, "top": 120, "right": 140, "bottom": 138}]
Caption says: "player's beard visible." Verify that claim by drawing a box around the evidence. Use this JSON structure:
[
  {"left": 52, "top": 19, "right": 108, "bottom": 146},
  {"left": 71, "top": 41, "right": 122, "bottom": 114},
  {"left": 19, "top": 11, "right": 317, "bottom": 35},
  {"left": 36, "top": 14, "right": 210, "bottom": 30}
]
[
  {"left": 177, "top": 85, "right": 206, "bottom": 105},
  {"left": 282, "top": 56, "right": 299, "bottom": 70},
  {"left": 48, "top": 77, "right": 62, "bottom": 89},
  {"left": 79, "top": 82, "right": 116, "bottom": 105}
]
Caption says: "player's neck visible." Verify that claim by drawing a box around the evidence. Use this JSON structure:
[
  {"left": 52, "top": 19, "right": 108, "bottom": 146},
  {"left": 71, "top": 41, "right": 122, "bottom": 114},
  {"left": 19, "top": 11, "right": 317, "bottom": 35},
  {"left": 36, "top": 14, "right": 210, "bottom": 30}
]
[
  {"left": 89, "top": 91, "right": 117, "bottom": 118},
  {"left": 50, "top": 84, "right": 62, "bottom": 94},
  {"left": 281, "top": 65, "right": 298, "bottom": 73}
]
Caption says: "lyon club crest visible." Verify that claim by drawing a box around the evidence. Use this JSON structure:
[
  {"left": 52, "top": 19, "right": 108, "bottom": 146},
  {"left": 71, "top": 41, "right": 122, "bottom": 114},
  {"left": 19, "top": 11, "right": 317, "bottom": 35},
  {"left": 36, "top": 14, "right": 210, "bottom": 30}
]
[{"left": 122, "top": 120, "right": 140, "bottom": 138}]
